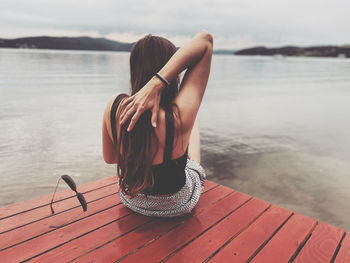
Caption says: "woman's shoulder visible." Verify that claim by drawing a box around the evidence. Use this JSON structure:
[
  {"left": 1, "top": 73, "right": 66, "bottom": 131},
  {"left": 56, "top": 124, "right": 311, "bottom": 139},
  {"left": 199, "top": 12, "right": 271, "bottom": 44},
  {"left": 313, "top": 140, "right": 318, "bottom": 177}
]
[
  {"left": 106, "top": 92, "right": 129, "bottom": 110},
  {"left": 103, "top": 93, "right": 129, "bottom": 139},
  {"left": 104, "top": 93, "right": 129, "bottom": 118}
]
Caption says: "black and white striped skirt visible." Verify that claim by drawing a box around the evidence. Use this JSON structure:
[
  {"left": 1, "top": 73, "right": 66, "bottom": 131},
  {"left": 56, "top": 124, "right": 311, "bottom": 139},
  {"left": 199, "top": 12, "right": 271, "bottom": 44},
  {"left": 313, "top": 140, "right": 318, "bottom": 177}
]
[{"left": 119, "top": 159, "right": 206, "bottom": 218}]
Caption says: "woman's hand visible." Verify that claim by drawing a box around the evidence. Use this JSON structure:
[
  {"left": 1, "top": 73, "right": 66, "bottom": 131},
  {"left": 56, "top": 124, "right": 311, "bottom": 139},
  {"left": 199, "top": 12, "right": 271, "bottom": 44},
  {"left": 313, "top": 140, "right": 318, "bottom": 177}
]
[{"left": 120, "top": 76, "right": 165, "bottom": 131}]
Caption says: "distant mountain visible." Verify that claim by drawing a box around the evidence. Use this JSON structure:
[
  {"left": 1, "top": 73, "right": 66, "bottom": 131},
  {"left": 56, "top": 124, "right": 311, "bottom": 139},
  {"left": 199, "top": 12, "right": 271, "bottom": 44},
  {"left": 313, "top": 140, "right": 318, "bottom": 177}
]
[
  {"left": 0, "top": 36, "right": 236, "bottom": 54},
  {"left": 235, "top": 45, "right": 350, "bottom": 58},
  {"left": 213, "top": 49, "right": 235, "bottom": 55},
  {"left": 0, "top": 36, "right": 133, "bottom": 52},
  {"left": 3, "top": 36, "right": 348, "bottom": 58}
]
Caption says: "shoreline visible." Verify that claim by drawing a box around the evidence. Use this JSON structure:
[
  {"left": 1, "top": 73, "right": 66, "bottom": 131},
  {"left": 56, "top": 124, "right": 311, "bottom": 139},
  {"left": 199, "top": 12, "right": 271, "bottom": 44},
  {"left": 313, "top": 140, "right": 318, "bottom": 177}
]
[{"left": 2, "top": 47, "right": 350, "bottom": 62}]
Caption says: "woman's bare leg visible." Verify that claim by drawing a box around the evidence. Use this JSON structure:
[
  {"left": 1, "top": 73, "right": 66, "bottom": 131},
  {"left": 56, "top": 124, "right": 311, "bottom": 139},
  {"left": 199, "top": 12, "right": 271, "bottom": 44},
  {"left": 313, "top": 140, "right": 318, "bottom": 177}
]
[{"left": 188, "top": 117, "right": 200, "bottom": 164}]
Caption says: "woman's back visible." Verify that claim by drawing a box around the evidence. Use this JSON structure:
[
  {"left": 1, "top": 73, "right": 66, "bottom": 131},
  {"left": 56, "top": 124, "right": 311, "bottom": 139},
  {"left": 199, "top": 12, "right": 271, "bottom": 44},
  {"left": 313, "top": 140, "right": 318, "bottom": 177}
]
[
  {"left": 105, "top": 94, "right": 190, "bottom": 164},
  {"left": 108, "top": 93, "right": 189, "bottom": 195}
]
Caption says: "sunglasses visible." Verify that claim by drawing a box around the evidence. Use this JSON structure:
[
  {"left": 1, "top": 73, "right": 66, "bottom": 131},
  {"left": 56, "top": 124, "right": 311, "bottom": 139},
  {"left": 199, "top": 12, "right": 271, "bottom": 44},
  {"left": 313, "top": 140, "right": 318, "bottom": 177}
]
[{"left": 50, "top": 174, "right": 87, "bottom": 214}]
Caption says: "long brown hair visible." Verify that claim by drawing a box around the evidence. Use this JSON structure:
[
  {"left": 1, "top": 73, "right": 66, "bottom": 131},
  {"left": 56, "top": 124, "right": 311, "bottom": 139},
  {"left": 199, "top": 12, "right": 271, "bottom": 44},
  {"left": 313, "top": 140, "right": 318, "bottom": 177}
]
[{"left": 115, "top": 34, "right": 180, "bottom": 197}]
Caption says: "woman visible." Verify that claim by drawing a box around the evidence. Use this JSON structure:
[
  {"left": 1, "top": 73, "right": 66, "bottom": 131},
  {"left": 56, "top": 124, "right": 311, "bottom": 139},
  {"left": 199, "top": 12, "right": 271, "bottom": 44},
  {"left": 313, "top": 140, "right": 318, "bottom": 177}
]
[{"left": 102, "top": 30, "right": 213, "bottom": 217}]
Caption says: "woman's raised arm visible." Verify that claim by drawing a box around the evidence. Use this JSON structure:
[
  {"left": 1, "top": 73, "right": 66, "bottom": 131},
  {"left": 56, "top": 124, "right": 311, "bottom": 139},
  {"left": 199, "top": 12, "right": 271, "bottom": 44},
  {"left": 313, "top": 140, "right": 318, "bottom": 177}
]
[{"left": 120, "top": 30, "right": 213, "bottom": 131}]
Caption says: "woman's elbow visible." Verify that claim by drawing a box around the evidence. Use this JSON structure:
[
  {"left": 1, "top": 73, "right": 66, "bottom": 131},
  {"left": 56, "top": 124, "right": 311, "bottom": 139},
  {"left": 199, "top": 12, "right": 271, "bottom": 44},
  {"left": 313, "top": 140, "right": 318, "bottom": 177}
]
[
  {"left": 199, "top": 30, "right": 213, "bottom": 46},
  {"left": 103, "top": 153, "right": 118, "bottom": 164}
]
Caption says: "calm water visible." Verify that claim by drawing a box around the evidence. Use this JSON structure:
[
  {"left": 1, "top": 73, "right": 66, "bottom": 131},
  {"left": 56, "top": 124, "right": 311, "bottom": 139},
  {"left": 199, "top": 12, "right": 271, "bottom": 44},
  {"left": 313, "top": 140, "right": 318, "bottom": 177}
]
[{"left": 1, "top": 49, "right": 349, "bottom": 230}]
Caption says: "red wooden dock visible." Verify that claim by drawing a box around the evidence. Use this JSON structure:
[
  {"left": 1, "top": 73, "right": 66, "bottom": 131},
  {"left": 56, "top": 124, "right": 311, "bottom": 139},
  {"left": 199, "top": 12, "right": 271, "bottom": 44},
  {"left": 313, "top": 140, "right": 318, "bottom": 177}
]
[{"left": 0, "top": 176, "right": 349, "bottom": 262}]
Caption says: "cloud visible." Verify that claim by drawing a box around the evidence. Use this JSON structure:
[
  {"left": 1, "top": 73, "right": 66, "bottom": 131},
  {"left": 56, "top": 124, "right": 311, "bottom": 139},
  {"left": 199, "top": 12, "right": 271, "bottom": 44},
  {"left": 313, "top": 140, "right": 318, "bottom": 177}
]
[{"left": 1, "top": 0, "right": 350, "bottom": 49}]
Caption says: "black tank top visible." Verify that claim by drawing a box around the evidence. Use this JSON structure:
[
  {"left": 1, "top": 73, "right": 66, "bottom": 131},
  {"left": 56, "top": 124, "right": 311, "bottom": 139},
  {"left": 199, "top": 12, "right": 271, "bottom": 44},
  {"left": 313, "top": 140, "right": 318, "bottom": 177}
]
[{"left": 110, "top": 93, "right": 188, "bottom": 195}]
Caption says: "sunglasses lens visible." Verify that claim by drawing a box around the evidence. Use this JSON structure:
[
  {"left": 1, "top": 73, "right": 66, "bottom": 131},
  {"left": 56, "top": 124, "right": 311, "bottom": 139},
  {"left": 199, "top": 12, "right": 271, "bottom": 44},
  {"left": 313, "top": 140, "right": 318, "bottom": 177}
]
[
  {"left": 62, "top": 175, "right": 77, "bottom": 191},
  {"left": 77, "top": 193, "right": 87, "bottom": 212}
]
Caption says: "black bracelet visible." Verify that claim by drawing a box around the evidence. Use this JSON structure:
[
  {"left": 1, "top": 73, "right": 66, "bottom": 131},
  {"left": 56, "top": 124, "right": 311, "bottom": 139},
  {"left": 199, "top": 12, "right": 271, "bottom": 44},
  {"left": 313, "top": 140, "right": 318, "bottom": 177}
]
[{"left": 155, "top": 73, "right": 170, "bottom": 87}]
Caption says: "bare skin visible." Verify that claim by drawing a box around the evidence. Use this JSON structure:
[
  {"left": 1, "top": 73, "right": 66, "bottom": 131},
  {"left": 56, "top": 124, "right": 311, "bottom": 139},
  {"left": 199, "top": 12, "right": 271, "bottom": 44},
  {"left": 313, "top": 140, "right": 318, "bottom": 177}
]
[
  {"left": 102, "top": 30, "right": 213, "bottom": 166},
  {"left": 188, "top": 117, "right": 200, "bottom": 163}
]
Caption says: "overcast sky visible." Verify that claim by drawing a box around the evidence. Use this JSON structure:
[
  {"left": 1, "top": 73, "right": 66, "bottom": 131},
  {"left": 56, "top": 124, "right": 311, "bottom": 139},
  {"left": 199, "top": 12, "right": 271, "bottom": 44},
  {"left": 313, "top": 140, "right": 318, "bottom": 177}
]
[{"left": 1, "top": 0, "right": 350, "bottom": 49}]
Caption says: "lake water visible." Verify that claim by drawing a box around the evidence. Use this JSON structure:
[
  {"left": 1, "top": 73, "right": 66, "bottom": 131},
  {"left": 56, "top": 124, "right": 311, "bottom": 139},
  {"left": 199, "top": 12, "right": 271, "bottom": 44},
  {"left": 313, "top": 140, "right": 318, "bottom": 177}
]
[{"left": 1, "top": 49, "right": 349, "bottom": 230}]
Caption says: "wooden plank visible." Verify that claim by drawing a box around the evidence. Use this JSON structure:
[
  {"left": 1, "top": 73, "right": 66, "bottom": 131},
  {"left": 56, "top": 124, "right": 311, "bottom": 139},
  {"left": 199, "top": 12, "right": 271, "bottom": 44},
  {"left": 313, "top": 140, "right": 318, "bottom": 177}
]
[
  {"left": 293, "top": 222, "right": 344, "bottom": 263},
  {"left": 334, "top": 232, "right": 350, "bottom": 263},
  {"left": 32, "top": 180, "right": 222, "bottom": 262},
  {"left": 0, "top": 176, "right": 118, "bottom": 220},
  {"left": 32, "top": 213, "right": 155, "bottom": 263},
  {"left": 208, "top": 205, "right": 292, "bottom": 263},
  {"left": 249, "top": 213, "right": 317, "bottom": 263},
  {"left": 0, "top": 183, "right": 118, "bottom": 234},
  {"left": 165, "top": 198, "right": 271, "bottom": 263},
  {"left": 0, "top": 204, "right": 132, "bottom": 262},
  {"left": 0, "top": 190, "right": 120, "bottom": 251},
  {"left": 202, "top": 180, "right": 218, "bottom": 190},
  {"left": 3, "top": 176, "right": 348, "bottom": 263},
  {"left": 0, "top": 180, "right": 219, "bottom": 262},
  {"left": 118, "top": 191, "right": 252, "bottom": 263},
  {"left": 48, "top": 217, "right": 183, "bottom": 263}
]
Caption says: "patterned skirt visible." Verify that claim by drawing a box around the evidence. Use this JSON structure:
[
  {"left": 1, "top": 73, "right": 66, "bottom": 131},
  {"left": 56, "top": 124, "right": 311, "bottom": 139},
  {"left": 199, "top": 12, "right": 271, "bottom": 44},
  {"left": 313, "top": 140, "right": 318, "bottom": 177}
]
[{"left": 119, "top": 159, "right": 206, "bottom": 218}]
